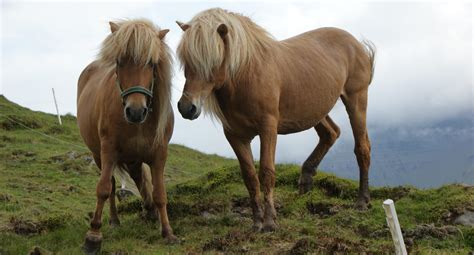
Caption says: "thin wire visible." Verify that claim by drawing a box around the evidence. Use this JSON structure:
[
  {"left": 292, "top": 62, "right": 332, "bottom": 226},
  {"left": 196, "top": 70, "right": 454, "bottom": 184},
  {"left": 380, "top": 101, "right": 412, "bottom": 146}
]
[{"left": 0, "top": 114, "right": 88, "bottom": 151}]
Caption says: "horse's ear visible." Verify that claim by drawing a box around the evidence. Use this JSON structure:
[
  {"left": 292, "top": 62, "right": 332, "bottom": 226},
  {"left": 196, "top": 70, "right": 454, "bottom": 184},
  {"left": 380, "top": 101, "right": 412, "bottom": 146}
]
[
  {"left": 109, "top": 22, "right": 119, "bottom": 33},
  {"left": 176, "top": 21, "right": 190, "bottom": 31},
  {"left": 158, "top": 29, "right": 170, "bottom": 40},
  {"left": 217, "top": 24, "right": 228, "bottom": 39}
]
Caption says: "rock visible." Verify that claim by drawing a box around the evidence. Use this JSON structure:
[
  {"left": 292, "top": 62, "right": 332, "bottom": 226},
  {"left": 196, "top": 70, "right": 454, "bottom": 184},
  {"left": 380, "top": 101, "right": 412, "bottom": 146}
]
[
  {"left": 454, "top": 210, "right": 474, "bottom": 227},
  {"left": 29, "top": 246, "right": 52, "bottom": 255},
  {"left": 201, "top": 211, "right": 215, "bottom": 220}
]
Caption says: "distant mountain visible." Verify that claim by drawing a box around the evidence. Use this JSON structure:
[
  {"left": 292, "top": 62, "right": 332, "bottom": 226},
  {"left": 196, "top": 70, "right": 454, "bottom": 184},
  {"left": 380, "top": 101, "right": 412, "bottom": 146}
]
[{"left": 321, "top": 115, "right": 474, "bottom": 188}]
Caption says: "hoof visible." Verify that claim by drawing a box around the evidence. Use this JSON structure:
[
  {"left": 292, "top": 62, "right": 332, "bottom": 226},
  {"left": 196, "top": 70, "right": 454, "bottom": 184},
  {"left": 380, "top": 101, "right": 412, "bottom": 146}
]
[
  {"left": 298, "top": 176, "right": 313, "bottom": 195},
  {"left": 354, "top": 200, "right": 370, "bottom": 211},
  {"left": 83, "top": 231, "right": 102, "bottom": 255},
  {"left": 109, "top": 218, "right": 120, "bottom": 228},
  {"left": 298, "top": 183, "right": 312, "bottom": 195},
  {"left": 164, "top": 234, "right": 179, "bottom": 244},
  {"left": 142, "top": 209, "right": 159, "bottom": 223},
  {"left": 261, "top": 221, "right": 278, "bottom": 232},
  {"left": 251, "top": 222, "right": 263, "bottom": 232}
]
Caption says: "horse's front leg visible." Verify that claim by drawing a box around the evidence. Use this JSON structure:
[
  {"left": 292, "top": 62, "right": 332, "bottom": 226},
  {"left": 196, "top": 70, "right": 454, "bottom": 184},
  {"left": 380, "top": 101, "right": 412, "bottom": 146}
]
[
  {"left": 259, "top": 118, "right": 278, "bottom": 232},
  {"left": 225, "top": 130, "right": 264, "bottom": 231},
  {"left": 150, "top": 145, "right": 177, "bottom": 243},
  {"left": 83, "top": 142, "right": 116, "bottom": 254}
]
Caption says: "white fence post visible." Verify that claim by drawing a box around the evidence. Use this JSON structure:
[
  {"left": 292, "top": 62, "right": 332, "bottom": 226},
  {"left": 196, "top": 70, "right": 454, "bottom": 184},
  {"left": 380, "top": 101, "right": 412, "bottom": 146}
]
[
  {"left": 51, "top": 88, "right": 62, "bottom": 125},
  {"left": 383, "top": 199, "right": 407, "bottom": 255}
]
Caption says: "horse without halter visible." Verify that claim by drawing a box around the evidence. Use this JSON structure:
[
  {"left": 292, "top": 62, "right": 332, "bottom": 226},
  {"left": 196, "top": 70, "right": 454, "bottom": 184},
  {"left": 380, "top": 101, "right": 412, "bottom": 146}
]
[
  {"left": 176, "top": 8, "right": 376, "bottom": 232},
  {"left": 77, "top": 19, "right": 175, "bottom": 254}
]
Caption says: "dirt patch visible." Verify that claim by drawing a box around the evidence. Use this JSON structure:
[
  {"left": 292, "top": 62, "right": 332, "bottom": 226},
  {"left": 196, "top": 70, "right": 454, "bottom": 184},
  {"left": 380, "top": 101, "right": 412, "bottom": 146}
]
[
  {"left": 306, "top": 201, "right": 342, "bottom": 217},
  {"left": 11, "top": 150, "right": 36, "bottom": 158},
  {"left": 404, "top": 224, "right": 459, "bottom": 239},
  {"left": 117, "top": 198, "right": 143, "bottom": 214},
  {"left": 231, "top": 197, "right": 252, "bottom": 217},
  {"left": 316, "top": 176, "right": 357, "bottom": 199},
  {"left": 319, "top": 237, "right": 368, "bottom": 253},
  {"left": 9, "top": 214, "right": 71, "bottom": 235},
  {"left": 0, "top": 135, "right": 15, "bottom": 142},
  {"left": 45, "top": 125, "right": 70, "bottom": 135},
  {"left": 356, "top": 224, "right": 389, "bottom": 239},
  {"left": 28, "top": 246, "right": 52, "bottom": 255},
  {"left": 49, "top": 151, "right": 94, "bottom": 173},
  {"left": 202, "top": 229, "right": 253, "bottom": 252},
  {"left": 372, "top": 186, "right": 413, "bottom": 201},
  {"left": 289, "top": 238, "right": 318, "bottom": 255},
  {"left": 0, "top": 193, "right": 13, "bottom": 202},
  {"left": 290, "top": 237, "right": 370, "bottom": 254}
]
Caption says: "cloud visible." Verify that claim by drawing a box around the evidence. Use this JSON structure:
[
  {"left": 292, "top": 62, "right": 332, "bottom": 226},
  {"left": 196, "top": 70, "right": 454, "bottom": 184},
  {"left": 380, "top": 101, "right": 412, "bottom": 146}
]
[{"left": 1, "top": 1, "right": 472, "bottom": 164}]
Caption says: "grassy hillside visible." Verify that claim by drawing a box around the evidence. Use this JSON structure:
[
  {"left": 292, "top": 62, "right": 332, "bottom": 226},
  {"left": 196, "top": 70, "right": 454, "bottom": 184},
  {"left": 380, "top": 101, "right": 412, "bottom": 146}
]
[{"left": 0, "top": 95, "right": 473, "bottom": 254}]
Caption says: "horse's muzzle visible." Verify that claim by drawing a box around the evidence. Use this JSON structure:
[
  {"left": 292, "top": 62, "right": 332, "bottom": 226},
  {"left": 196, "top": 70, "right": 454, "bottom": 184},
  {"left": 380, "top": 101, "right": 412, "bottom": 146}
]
[
  {"left": 177, "top": 101, "right": 200, "bottom": 120},
  {"left": 125, "top": 106, "right": 148, "bottom": 124}
]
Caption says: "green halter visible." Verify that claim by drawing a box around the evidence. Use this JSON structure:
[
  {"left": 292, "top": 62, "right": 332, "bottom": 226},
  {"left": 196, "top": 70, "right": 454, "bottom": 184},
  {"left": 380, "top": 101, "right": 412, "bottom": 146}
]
[{"left": 115, "top": 62, "right": 156, "bottom": 110}]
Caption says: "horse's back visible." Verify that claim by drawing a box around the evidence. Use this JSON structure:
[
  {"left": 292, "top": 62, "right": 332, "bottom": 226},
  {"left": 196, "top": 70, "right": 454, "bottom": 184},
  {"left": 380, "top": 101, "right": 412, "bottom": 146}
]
[{"left": 286, "top": 27, "right": 374, "bottom": 87}]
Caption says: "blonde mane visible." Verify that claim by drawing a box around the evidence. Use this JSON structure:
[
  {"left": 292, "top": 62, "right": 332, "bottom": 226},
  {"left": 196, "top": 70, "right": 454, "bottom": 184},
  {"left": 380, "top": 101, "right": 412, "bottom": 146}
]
[
  {"left": 177, "top": 8, "right": 274, "bottom": 125},
  {"left": 99, "top": 19, "right": 172, "bottom": 143},
  {"left": 100, "top": 19, "right": 162, "bottom": 65}
]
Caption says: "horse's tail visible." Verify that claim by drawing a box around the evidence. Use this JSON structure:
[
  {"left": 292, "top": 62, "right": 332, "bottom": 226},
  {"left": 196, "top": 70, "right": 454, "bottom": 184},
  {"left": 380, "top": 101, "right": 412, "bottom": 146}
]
[
  {"left": 114, "top": 165, "right": 140, "bottom": 196},
  {"left": 361, "top": 39, "right": 376, "bottom": 85}
]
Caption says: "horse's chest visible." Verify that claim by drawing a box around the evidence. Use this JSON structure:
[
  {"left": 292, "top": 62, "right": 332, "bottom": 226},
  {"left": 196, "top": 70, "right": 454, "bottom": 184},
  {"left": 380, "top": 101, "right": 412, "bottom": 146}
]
[{"left": 118, "top": 134, "right": 155, "bottom": 162}]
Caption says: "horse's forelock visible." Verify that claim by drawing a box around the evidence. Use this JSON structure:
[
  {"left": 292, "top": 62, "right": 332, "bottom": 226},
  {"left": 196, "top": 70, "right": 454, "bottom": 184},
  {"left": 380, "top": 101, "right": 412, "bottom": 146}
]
[
  {"left": 99, "top": 19, "right": 163, "bottom": 66},
  {"left": 177, "top": 8, "right": 274, "bottom": 82}
]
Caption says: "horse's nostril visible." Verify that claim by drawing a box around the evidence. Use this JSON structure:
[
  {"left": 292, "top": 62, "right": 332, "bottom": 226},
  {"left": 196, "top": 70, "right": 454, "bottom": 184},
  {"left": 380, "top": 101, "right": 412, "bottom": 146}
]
[
  {"left": 142, "top": 108, "right": 148, "bottom": 116},
  {"left": 125, "top": 107, "right": 131, "bottom": 117},
  {"left": 190, "top": 104, "right": 197, "bottom": 115}
]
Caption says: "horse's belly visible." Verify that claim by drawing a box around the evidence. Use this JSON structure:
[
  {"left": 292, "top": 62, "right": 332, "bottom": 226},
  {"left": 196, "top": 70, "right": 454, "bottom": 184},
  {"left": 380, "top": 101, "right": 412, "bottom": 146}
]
[
  {"left": 277, "top": 118, "right": 322, "bottom": 134},
  {"left": 278, "top": 98, "right": 339, "bottom": 134}
]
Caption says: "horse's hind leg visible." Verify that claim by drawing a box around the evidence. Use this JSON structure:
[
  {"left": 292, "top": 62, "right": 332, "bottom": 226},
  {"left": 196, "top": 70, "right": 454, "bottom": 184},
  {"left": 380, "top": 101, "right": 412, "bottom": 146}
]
[
  {"left": 299, "top": 116, "right": 340, "bottom": 194},
  {"left": 341, "top": 88, "right": 371, "bottom": 210},
  {"left": 128, "top": 163, "right": 158, "bottom": 222}
]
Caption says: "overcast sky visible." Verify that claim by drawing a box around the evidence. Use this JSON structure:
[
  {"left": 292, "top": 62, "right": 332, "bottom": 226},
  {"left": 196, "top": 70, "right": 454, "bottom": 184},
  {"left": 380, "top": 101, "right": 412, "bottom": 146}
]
[{"left": 1, "top": 1, "right": 472, "bottom": 162}]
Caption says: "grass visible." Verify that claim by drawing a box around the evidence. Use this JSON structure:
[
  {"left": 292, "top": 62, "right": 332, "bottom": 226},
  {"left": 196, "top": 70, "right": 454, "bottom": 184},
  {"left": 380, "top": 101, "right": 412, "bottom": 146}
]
[{"left": 0, "top": 94, "right": 473, "bottom": 254}]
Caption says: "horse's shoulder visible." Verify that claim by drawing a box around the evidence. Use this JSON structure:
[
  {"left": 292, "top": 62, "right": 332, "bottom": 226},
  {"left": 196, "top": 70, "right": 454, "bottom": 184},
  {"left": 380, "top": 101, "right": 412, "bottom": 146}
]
[
  {"left": 79, "top": 60, "right": 101, "bottom": 82},
  {"left": 78, "top": 60, "right": 104, "bottom": 100}
]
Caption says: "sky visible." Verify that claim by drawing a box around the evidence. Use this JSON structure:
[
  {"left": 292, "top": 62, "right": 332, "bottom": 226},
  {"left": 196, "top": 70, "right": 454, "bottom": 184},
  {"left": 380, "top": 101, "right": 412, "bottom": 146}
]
[{"left": 1, "top": 0, "right": 472, "bottom": 163}]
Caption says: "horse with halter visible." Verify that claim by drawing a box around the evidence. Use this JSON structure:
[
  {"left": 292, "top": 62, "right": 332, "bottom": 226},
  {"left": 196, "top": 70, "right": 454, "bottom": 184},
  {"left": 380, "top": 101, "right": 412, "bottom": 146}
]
[
  {"left": 77, "top": 19, "right": 175, "bottom": 253},
  {"left": 176, "top": 8, "right": 376, "bottom": 232}
]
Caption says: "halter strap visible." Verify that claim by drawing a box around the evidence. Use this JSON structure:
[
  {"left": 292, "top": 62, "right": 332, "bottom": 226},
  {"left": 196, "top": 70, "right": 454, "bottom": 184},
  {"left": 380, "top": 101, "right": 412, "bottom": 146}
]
[{"left": 115, "top": 62, "right": 156, "bottom": 109}]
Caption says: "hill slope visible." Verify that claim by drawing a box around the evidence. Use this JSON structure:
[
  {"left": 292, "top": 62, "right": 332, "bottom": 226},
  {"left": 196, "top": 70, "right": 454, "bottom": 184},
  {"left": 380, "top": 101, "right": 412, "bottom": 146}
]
[{"left": 0, "top": 95, "right": 473, "bottom": 254}]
